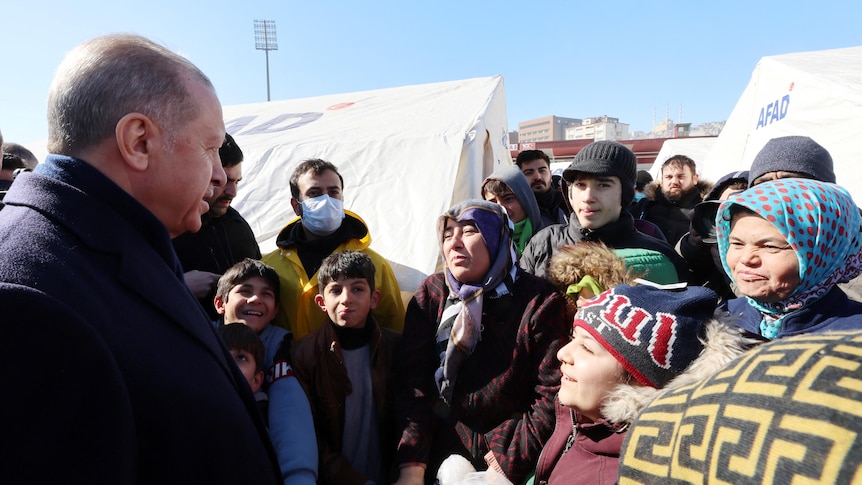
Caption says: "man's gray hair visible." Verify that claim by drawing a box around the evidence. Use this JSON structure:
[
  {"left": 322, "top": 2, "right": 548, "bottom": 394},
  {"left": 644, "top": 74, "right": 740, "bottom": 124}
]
[{"left": 47, "top": 34, "right": 214, "bottom": 155}]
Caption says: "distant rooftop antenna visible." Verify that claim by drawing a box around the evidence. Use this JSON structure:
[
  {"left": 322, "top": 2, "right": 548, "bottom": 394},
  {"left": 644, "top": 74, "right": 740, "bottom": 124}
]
[
  {"left": 679, "top": 104, "right": 683, "bottom": 124},
  {"left": 254, "top": 19, "right": 278, "bottom": 102}
]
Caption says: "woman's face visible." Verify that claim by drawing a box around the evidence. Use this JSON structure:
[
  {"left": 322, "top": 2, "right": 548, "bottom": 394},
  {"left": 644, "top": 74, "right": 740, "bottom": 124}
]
[
  {"left": 725, "top": 212, "right": 800, "bottom": 303},
  {"left": 442, "top": 218, "right": 491, "bottom": 284},
  {"left": 557, "top": 326, "right": 626, "bottom": 422}
]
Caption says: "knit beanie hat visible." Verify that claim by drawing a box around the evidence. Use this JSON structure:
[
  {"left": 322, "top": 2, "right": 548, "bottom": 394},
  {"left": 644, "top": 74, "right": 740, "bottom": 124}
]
[
  {"left": 573, "top": 284, "right": 718, "bottom": 388},
  {"left": 636, "top": 170, "right": 653, "bottom": 190},
  {"left": 749, "top": 136, "right": 835, "bottom": 185},
  {"left": 563, "top": 141, "right": 638, "bottom": 206}
]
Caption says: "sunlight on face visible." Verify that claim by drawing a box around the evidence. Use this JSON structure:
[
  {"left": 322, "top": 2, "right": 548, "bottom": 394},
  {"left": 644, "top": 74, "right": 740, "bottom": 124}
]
[
  {"left": 725, "top": 212, "right": 800, "bottom": 303},
  {"left": 442, "top": 219, "right": 491, "bottom": 284},
  {"left": 556, "top": 326, "right": 627, "bottom": 421}
]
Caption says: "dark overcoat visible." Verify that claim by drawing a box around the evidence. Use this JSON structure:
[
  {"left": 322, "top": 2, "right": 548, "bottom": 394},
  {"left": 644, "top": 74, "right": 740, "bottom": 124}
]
[{"left": 0, "top": 157, "right": 281, "bottom": 484}]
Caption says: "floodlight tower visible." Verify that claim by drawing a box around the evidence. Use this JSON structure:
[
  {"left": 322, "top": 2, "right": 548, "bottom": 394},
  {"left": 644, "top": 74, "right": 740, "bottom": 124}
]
[{"left": 254, "top": 19, "right": 278, "bottom": 101}]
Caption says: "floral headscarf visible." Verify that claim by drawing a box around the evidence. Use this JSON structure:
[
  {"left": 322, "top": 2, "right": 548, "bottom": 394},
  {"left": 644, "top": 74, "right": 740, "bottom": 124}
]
[
  {"left": 433, "top": 199, "right": 517, "bottom": 402},
  {"left": 716, "top": 178, "right": 862, "bottom": 338}
]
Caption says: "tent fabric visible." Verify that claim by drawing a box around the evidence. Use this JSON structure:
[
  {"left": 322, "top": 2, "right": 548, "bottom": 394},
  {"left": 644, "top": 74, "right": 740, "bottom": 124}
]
[
  {"left": 223, "top": 76, "right": 511, "bottom": 293},
  {"left": 701, "top": 45, "right": 862, "bottom": 199},
  {"left": 648, "top": 137, "right": 716, "bottom": 180}
]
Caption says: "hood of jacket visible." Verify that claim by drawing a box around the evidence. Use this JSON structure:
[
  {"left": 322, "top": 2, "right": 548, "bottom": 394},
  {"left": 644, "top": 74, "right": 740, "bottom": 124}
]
[
  {"left": 600, "top": 316, "right": 759, "bottom": 424},
  {"left": 274, "top": 209, "right": 371, "bottom": 250},
  {"left": 482, "top": 164, "right": 545, "bottom": 234}
]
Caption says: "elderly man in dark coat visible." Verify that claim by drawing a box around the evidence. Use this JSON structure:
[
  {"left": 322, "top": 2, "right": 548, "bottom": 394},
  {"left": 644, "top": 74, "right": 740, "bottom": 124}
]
[{"left": 0, "top": 34, "right": 282, "bottom": 484}]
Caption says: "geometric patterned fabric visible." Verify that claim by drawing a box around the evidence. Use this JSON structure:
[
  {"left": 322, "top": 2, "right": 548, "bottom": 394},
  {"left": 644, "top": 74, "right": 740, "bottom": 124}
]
[{"left": 618, "top": 331, "right": 862, "bottom": 484}]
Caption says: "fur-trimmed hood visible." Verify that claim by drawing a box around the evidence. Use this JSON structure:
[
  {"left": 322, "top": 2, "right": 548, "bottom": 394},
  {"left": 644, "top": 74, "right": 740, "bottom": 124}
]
[
  {"left": 600, "top": 315, "right": 760, "bottom": 424},
  {"left": 643, "top": 180, "right": 712, "bottom": 204}
]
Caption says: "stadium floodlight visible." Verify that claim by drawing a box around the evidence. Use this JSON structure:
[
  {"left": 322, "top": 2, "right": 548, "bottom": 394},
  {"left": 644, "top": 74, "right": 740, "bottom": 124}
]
[{"left": 253, "top": 19, "right": 278, "bottom": 101}]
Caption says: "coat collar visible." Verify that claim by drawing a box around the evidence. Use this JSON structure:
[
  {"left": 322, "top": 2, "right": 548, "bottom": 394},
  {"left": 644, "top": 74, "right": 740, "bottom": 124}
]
[{"left": 7, "top": 156, "right": 237, "bottom": 378}]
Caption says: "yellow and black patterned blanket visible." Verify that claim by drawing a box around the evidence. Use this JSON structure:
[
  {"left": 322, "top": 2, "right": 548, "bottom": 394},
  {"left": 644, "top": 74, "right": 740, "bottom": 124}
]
[{"left": 619, "top": 330, "right": 862, "bottom": 484}]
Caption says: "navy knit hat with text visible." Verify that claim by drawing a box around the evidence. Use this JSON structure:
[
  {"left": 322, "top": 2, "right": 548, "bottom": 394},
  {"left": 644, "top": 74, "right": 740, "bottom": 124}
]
[
  {"left": 573, "top": 284, "right": 718, "bottom": 388},
  {"left": 563, "top": 141, "right": 638, "bottom": 206},
  {"left": 749, "top": 136, "right": 835, "bottom": 185}
]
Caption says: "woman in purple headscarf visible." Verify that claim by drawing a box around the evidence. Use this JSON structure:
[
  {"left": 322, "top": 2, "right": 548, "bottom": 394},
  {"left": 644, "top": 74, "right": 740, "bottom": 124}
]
[
  {"left": 392, "top": 199, "right": 569, "bottom": 485},
  {"left": 716, "top": 178, "right": 862, "bottom": 339}
]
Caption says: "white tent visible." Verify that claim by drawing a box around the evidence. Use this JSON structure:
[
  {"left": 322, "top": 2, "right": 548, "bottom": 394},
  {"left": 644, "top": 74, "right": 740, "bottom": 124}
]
[
  {"left": 648, "top": 137, "right": 717, "bottom": 180},
  {"left": 701, "top": 45, "right": 862, "bottom": 199},
  {"left": 223, "top": 76, "right": 511, "bottom": 294}
]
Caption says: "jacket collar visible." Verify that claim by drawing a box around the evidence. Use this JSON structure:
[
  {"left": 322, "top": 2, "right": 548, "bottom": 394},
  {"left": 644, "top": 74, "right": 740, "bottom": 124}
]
[
  {"left": 8, "top": 156, "right": 237, "bottom": 378},
  {"left": 275, "top": 209, "right": 371, "bottom": 249},
  {"left": 569, "top": 210, "right": 637, "bottom": 244}
]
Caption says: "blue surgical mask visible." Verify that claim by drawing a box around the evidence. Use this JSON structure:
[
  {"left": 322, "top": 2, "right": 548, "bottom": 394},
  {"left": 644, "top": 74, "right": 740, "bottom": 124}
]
[{"left": 300, "top": 194, "right": 345, "bottom": 236}]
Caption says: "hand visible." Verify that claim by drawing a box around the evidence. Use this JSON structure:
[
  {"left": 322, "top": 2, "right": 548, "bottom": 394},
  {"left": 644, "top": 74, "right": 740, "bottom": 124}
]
[
  {"left": 183, "top": 270, "right": 221, "bottom": 299},
  {"left": 393, "top": 465, "right": 425, "bottom": 485}
]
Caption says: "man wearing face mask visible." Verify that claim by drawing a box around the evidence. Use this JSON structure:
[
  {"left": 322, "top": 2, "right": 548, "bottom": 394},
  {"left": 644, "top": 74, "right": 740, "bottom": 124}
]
[{"left": 262, "top": 159, "right": 405, "bottom": 339}]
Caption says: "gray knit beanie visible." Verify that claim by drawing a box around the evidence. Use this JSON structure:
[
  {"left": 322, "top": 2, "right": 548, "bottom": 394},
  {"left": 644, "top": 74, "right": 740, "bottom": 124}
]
[
  {"left": 749, "top": 136, "right": 835, "bottom": 185},
  {"left": 563, "top": 141, "right": 637, "bottom": 206}
]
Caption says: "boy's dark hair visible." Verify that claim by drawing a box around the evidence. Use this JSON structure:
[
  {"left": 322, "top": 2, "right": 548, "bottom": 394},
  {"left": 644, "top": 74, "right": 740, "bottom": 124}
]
[
  {"left": 289, "top": 158, "right": 344, "bottom": 199},
  {"left": 482, "top": 179, "right": 513, "bottom": 196},
  {"left": 515, "top": 149, "right": 550, "bottom": 168},
  {"left": 219, "top": 133, "right": 243, "bottom": 168},
  {"left": 317, "top": 250, "right": 376, "bottom": 292},
  {"left": 217, "top": 323, "right": 265, "bottom": 374},
  {"left": 216, "top": 258, "right": 281, "bottom": 304}
]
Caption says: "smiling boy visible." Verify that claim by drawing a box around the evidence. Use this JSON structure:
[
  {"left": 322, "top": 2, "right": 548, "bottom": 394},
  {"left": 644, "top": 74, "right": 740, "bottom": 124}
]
[
  {"left": 214, "top": 258, "right": 290, "bottom": 372},
  {"left": 291, "top": 250, "right": 400, "bottom": 485}
]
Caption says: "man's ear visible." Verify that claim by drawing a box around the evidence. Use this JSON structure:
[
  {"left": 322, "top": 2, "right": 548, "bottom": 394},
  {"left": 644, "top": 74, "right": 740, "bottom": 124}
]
[
  {"left": 116, "top": 112, "right": 157, "bottom": 172},
  {"left": 314, "top": 293, "right": 327, "bottom": 312},
  {"left": 291, "top": 197, "right": 302, "bottom": 216},
  {"left": 370, "top": 289, "right": 381, "bottom": 310},
  {"left": 214, "top": 294, "right": 227, "bottom": 315}
]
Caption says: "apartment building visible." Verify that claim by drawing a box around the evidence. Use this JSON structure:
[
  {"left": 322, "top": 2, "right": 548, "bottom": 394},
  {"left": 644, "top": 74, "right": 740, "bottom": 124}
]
[
  {"left": 565, "top": 116, "right": 629, "bottom": 141},
  {"left": 517, "top": 115, "right": 582, "bottom": 143}
]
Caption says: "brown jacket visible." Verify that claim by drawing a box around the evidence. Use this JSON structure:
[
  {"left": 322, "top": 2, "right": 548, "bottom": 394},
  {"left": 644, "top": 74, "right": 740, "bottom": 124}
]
[{"left": 292, "top": 317, "right": 400, "bottom": 485}]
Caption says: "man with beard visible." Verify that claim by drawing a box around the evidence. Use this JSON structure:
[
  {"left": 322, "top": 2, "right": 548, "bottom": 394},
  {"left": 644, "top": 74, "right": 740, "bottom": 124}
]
[
  {"left": 631, "top": 154, "right": 709, "bottom": 248},
  {"left": 516, "top": 149, "right": 569, "bottom": 226},
  {"left": 173, "top": 133, "right": 261, "bottom": 319}
]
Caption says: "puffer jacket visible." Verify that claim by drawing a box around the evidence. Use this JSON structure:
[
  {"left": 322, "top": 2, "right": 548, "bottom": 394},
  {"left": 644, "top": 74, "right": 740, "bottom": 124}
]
[
  {"left": 261, "top": 210, "right": 405, "bottom": 339},
  {"left": 630, "top": 181, "right": 711, "bottom": 247},
  {"left": 519, "top": 211, "right": 689, "bottom": 282}
]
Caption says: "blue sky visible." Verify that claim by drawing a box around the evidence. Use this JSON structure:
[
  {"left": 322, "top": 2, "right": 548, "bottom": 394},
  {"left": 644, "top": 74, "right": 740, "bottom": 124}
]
[{"left": 2, "top": 1, "right": 860, "bottom": 150}]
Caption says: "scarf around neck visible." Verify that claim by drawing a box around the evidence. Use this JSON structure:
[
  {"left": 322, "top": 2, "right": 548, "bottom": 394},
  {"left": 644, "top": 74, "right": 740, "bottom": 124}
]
[{"left": 434, "top": 199, "right": 516, "bottom": 402}]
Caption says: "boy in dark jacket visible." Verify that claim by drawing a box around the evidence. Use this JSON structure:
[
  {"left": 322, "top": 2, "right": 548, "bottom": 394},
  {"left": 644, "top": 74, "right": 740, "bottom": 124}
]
[
  {"left": 292, "top": 250, "right": 400, "bottom": 485},
  {"left": 217, "top": 323, "right": 268, "bottom": 425},
  {"left": 519, "top": 141, "right": 689, "bottom": 281}
]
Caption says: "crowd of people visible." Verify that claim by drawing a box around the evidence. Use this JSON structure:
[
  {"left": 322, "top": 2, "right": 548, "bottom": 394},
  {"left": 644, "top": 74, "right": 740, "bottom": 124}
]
[{"left": 1, "top": 33, "right": 861, "bottom": 485}]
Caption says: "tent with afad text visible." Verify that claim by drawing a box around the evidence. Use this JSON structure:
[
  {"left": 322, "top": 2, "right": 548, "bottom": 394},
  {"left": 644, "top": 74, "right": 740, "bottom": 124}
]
[
  {"left": 222, "top": 75, "right": 511, "bottom": 294},
  {"left": 701, "top": 45, "right": 862, "bottom": 199}
]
